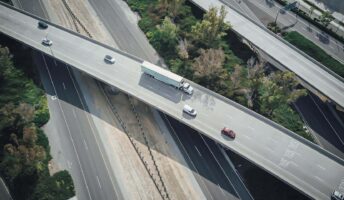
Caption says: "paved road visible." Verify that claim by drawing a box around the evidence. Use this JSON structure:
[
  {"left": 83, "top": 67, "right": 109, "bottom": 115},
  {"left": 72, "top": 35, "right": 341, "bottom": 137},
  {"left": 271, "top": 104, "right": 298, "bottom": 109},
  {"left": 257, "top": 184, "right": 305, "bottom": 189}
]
[
  {"left": 163, "top": 114, "right": 253, "bottom": 200},
  {"left": 191, "top": 0, "right": 344, "bottom": 109},
  {"left": 241, "top": 0, "right": 344, "bottom": 64},
  {"left": 37, "top": 54, "right": 122, "bottom": 200},
  {"left": 1, "top": 4, "right": 344, "bottom": 199},
  {"left": 0, "top": 178, "right": 12, "bottom": 200},
  {"left": 9, "top": 1, "right": 122, "bottom": 199},
  {"left": 88, "top": 0, "right": 253, "bottom": 197},
  {"left": 87, "top": 0, "right": 158, "bottom": 63},
  {"left": 295, "top": 94, "right": 344, "bottom": 159}
]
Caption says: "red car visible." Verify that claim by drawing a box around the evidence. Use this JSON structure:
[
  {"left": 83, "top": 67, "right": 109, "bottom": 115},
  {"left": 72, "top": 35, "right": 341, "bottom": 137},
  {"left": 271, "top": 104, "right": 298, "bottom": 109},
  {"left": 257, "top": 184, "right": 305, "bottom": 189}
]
[{"left": 221, "top": 127, "right": 236, "bottom": 139}]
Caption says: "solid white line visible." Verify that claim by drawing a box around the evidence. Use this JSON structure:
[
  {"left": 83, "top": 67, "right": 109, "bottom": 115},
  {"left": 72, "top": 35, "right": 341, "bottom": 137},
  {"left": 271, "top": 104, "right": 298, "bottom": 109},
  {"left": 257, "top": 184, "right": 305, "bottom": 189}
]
[
  {"left": 83, "top": 140, "right": 88, "bottom": 150},
  {"left": 96, "top": 176, "right": 102, "bottom": 189},
  {"left": 194, "top": 146, "right": 202, "bottom": 157},
  {"left": 217, "top": 183, "right": 226, "bottom": 197},
  {"left": 66, "top": 66, "right": 119, "bottom": 199},
  {"left": 72, "top": 109, "right": 77, "bottom": 118},
  {"left": 198, "top": 133, "right": 240, "bottom": 198},
  {"left": 309, "top": 95, "right": 344, "bottom": 146},
  {"left": 162, "top": 114, "right": 214, "bottom": 200},
  {"left": 62, "top": 82, "right": 66, "bottom": 90},
  {"left": 41, "top": 54, "right": 93, "bottom": 200}
]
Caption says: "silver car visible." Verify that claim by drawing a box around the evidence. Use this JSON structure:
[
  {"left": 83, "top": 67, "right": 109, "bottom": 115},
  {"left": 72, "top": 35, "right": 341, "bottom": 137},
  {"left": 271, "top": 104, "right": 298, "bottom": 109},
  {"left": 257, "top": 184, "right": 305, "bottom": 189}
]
[
  {"left": 104, "top": 55, "right": 115, "bottom": 64},
  {"left": 183, "top": 105, "right": 197, "bottom": 117},
  {"left": 42, "top": 38, "right": 52, "bottom": 46}
]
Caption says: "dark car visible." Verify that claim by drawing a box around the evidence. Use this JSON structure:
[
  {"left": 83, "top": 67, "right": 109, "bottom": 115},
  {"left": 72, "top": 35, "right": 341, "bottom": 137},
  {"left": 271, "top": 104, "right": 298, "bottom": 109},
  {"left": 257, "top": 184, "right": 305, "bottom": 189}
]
[
  {"left": 221, "top": 127, "right": 236, "bottom": 139},
  {"left": 38, "top": 21, "right": 48, "bottom": 29}
]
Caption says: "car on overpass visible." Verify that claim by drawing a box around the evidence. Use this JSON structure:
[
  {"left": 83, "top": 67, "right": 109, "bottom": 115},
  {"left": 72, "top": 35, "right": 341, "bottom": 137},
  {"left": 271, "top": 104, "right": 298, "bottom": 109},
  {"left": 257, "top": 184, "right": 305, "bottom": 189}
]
[
  {"left": 42, "top": 38, "right": 52, "bottom": 46},
  {"left": 183, "top": 105, "right": 197, "bottom": 117},
  {"left": 221, "top": 127, "right": 236, "bottom": 139}
]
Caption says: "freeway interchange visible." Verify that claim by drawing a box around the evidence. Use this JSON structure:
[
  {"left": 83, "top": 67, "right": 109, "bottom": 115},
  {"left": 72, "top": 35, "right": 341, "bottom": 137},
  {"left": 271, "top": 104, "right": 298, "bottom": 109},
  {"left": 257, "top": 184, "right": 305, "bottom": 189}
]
[{"left": 1, "top": 2, "right": 344, "bottom": 199}]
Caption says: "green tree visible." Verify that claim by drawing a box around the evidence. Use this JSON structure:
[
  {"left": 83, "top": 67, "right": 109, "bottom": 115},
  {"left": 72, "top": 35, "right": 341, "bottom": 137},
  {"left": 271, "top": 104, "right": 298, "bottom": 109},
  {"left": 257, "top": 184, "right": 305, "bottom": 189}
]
[
  {"left": 31, "top": 170, "right": 75, "bottom": 200},
  {"left": 191, "top": 5, "right": 230, "bottom": 48},
  {"left": 319, "top": 11, "right": 334, "bottom": 27},
  {"left": 0, "top": 46, "right": 12, "bottom": 83},
  {"left": 192, "top": 48, "right": 229, "bottom": 93},
  {"left": 258, "top": 71, "right": 307, "bottom": 116},
  {"left": 158, "top": 0, "right": 185, "bottom": 18},
  {"left": 147, "top": 17, "right": 178, "bottom": 55}
]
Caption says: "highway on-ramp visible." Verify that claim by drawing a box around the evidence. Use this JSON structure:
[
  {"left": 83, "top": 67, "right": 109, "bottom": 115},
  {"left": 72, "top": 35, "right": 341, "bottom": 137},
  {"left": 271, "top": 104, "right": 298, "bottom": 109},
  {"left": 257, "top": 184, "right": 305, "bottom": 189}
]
[{"left": 1, "top": 4, "right": 344, "bottom": 199}]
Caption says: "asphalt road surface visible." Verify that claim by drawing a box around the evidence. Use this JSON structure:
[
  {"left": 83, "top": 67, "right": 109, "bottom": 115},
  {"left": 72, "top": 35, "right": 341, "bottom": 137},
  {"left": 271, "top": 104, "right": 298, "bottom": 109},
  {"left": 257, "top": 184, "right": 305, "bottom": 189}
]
[
  {"left": 1, "top": 4, "right": 344, "bottom": 199},
  {"left": 191, "top": 0, "right": 344, "bottom": 108},
  {"left": 295, "top": 94, "right": 344, "bottom": 159},
  {"left": 37, "top": 53, "right": 122, "bottom": 200},
  {"left": 163, "top": 114, "right": 253, "bottom": 200},
  {"left": 8, "top": 1, "right": 122, "bottom": 199}
]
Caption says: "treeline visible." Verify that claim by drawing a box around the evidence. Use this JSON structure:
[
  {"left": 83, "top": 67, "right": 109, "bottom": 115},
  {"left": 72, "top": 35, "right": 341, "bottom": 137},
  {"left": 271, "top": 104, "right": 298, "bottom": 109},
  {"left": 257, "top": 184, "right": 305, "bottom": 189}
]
[
  {"left": 0, "top": 44, "right": 75, "bottom": 200},
  {"left": 127, "top": 0, "right": 312, "bottom": 140}
]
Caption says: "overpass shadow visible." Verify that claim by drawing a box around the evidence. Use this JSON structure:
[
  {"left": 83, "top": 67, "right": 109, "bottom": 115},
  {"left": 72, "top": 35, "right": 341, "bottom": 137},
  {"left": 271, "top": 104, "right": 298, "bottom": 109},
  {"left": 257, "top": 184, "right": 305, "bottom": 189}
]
[
  {"left": 138, "top": 73, "right": 183, "bottom": 104},
  {"left": 30, "top": 48, "right": 239, "bottom": 199}
]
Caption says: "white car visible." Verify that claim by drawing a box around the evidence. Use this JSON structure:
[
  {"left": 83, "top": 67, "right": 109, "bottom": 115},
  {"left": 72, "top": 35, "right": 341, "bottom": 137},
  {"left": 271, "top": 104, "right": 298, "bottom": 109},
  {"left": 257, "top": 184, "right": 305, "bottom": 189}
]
[
  {"left": 183, "top": 105, "right": 197, "bottom": 117},
  {"left": 332, "top": 191, "right": 344, "bottom": 200},
  {"left": 42, "top": 38, "right": 52, "bottom": 46},
  {"left": 104, "top": 55, "right": 115, "bottom": 64}
]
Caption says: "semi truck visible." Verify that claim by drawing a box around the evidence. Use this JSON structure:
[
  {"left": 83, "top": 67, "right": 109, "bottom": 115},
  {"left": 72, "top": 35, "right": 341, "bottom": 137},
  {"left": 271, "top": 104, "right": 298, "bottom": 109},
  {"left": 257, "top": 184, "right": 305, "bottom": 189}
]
[{"left": 141, "top": 61, "right": 194, "bottom": 94}]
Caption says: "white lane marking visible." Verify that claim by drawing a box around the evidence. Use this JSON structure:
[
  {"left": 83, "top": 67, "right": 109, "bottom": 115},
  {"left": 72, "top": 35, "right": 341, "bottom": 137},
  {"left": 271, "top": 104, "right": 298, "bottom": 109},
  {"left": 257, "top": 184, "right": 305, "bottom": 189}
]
[
  {"left": 67, "top": 161, "right": 72, "bottom": 169},
  {"left": 162, "top": 115, "right": 214, "bottom": 200},
  {"left": 194, "top": 146, "right": 202, "bottom": 157},
  {"left": 96, "top": 176, "right": 102, "bottom": 189},
  {"left": 309, "top": 94, "right": 344, "bottom": 146},
  {"left": 317, "top": 164, "right": 326, "bottom": 170},
  {"left": 72, "top": 109, "right": 77, "bottom": 118},
  {"left": 217, "top": 183, "right": 226, "bottom": 197},
  {"left": 83, "top": 140, "right": 88, "bottom": 150},
  {"left": 42, "top": 54, "right": 93, "bottom": 200},
  {"left": 62, "top": 82, "right": 66, "bottom": 90},
  {"left": 67, "top": 67, "right": 120, "bottom": 198},
  {"left": 243, "top": 134, "right": 252, "bottom": 140}
]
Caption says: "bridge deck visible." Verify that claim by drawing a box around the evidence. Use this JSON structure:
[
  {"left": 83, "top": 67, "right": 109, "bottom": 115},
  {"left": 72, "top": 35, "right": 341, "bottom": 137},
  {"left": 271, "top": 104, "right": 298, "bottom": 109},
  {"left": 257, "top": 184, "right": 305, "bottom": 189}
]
[{"left": 0, "top": 3, "right": 343, "bottom": 199}]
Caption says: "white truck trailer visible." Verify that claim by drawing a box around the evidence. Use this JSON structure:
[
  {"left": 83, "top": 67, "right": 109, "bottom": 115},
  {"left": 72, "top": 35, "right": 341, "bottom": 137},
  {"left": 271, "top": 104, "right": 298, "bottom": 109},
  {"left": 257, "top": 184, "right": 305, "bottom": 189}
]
[{"left": 141, "top": 61, "right": 193, "bottom": 94}]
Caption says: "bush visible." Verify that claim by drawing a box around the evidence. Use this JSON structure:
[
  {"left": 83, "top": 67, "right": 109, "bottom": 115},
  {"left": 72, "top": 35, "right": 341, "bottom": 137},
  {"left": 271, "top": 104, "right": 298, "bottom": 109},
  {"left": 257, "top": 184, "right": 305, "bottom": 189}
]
[
  {"left": 30, "top": 170, "right": 75, "bottom": 200},
  {"left": 283, "top": 31, "right": 344, "bottom": 78}
]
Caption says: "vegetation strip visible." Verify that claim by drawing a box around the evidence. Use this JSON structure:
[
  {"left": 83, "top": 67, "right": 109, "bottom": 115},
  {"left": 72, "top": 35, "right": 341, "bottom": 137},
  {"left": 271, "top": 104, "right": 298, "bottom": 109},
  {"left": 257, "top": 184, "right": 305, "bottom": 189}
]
[
  {"left": 283, "top": 31, "right": 344, "bottom": 78},
  {"left": 0, "top": 40, "right": 75, "bottom": 200}
]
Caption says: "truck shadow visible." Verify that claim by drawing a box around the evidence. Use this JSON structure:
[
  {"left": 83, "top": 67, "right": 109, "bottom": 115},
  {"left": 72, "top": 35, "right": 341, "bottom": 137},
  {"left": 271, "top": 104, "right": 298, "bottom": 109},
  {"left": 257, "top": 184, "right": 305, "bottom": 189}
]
[{"left": 138, "top": 73, "right": 183, "bottom": 104}]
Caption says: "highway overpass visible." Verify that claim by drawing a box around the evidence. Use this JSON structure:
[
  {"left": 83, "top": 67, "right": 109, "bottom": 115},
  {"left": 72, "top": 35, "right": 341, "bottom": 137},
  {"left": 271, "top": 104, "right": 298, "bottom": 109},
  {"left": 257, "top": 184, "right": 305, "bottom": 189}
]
[
  {"left": 0, "top": 3, "right": 343, "bottom": 200},
  {"left": 190, "top": 0, "right": 344, "bottom": 109}
]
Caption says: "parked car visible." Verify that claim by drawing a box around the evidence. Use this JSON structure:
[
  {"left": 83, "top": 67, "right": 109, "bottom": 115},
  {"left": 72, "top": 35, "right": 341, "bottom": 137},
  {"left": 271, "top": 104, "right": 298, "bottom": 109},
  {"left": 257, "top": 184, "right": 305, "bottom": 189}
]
[
  {"left": 42, "top": 38, "right": 52, "bottom": 46},
  {"left": 332, "top": 190, "right": 344, "bottom": 200},
  {"left": 38, "top": 21, "right": 48, "bottom": 29},
  {"left": 221, "top": 127, "right": 236, "bottom": 139},
  {"left": 183, "top": 105, "right": 197, "bottom": 117},
  {"left": 104, "top": 55, "right": 115, "bottom": 64}
]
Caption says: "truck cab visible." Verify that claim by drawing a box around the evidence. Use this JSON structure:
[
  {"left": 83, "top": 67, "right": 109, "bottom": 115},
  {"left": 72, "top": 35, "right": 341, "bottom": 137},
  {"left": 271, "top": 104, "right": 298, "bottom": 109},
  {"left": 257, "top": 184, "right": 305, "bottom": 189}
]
[{"left": 182, "top": 82, "right": 194, "bottom": 95}]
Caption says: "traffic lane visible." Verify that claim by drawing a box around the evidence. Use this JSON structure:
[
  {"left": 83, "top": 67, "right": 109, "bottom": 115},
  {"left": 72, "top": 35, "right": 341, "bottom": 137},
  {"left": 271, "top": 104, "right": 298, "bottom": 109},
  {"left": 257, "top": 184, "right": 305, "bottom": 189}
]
[
  {"left": 201, "top": 136, "right": 254, "bottom": 200},
  {"left": 34, "top": 52, "right": 91, "bottom": 200},
  {"left": 166, "top": 116, "right": 239, "bottom": 200},
  {"left": 87, "top": 0, "right": 158, "bottom": 62},
  {"left": 295, "top": 94, "right": 344, "bottom": 156},
  {"left": 44, "top": 55, "right": 120, "bottom": 200},
  {"left": 2, "top": 7, "right": 344, "bottom": 199},
  {"left": 47, "top": 28, "right": 344, "bottom": 200}
]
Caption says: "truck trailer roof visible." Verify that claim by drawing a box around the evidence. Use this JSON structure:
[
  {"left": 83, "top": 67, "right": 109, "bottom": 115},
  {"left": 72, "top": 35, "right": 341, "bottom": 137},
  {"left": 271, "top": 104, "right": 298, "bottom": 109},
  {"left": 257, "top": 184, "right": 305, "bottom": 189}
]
[{"left": 141, "top": 61, "right": 184, "bottom": 83}]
